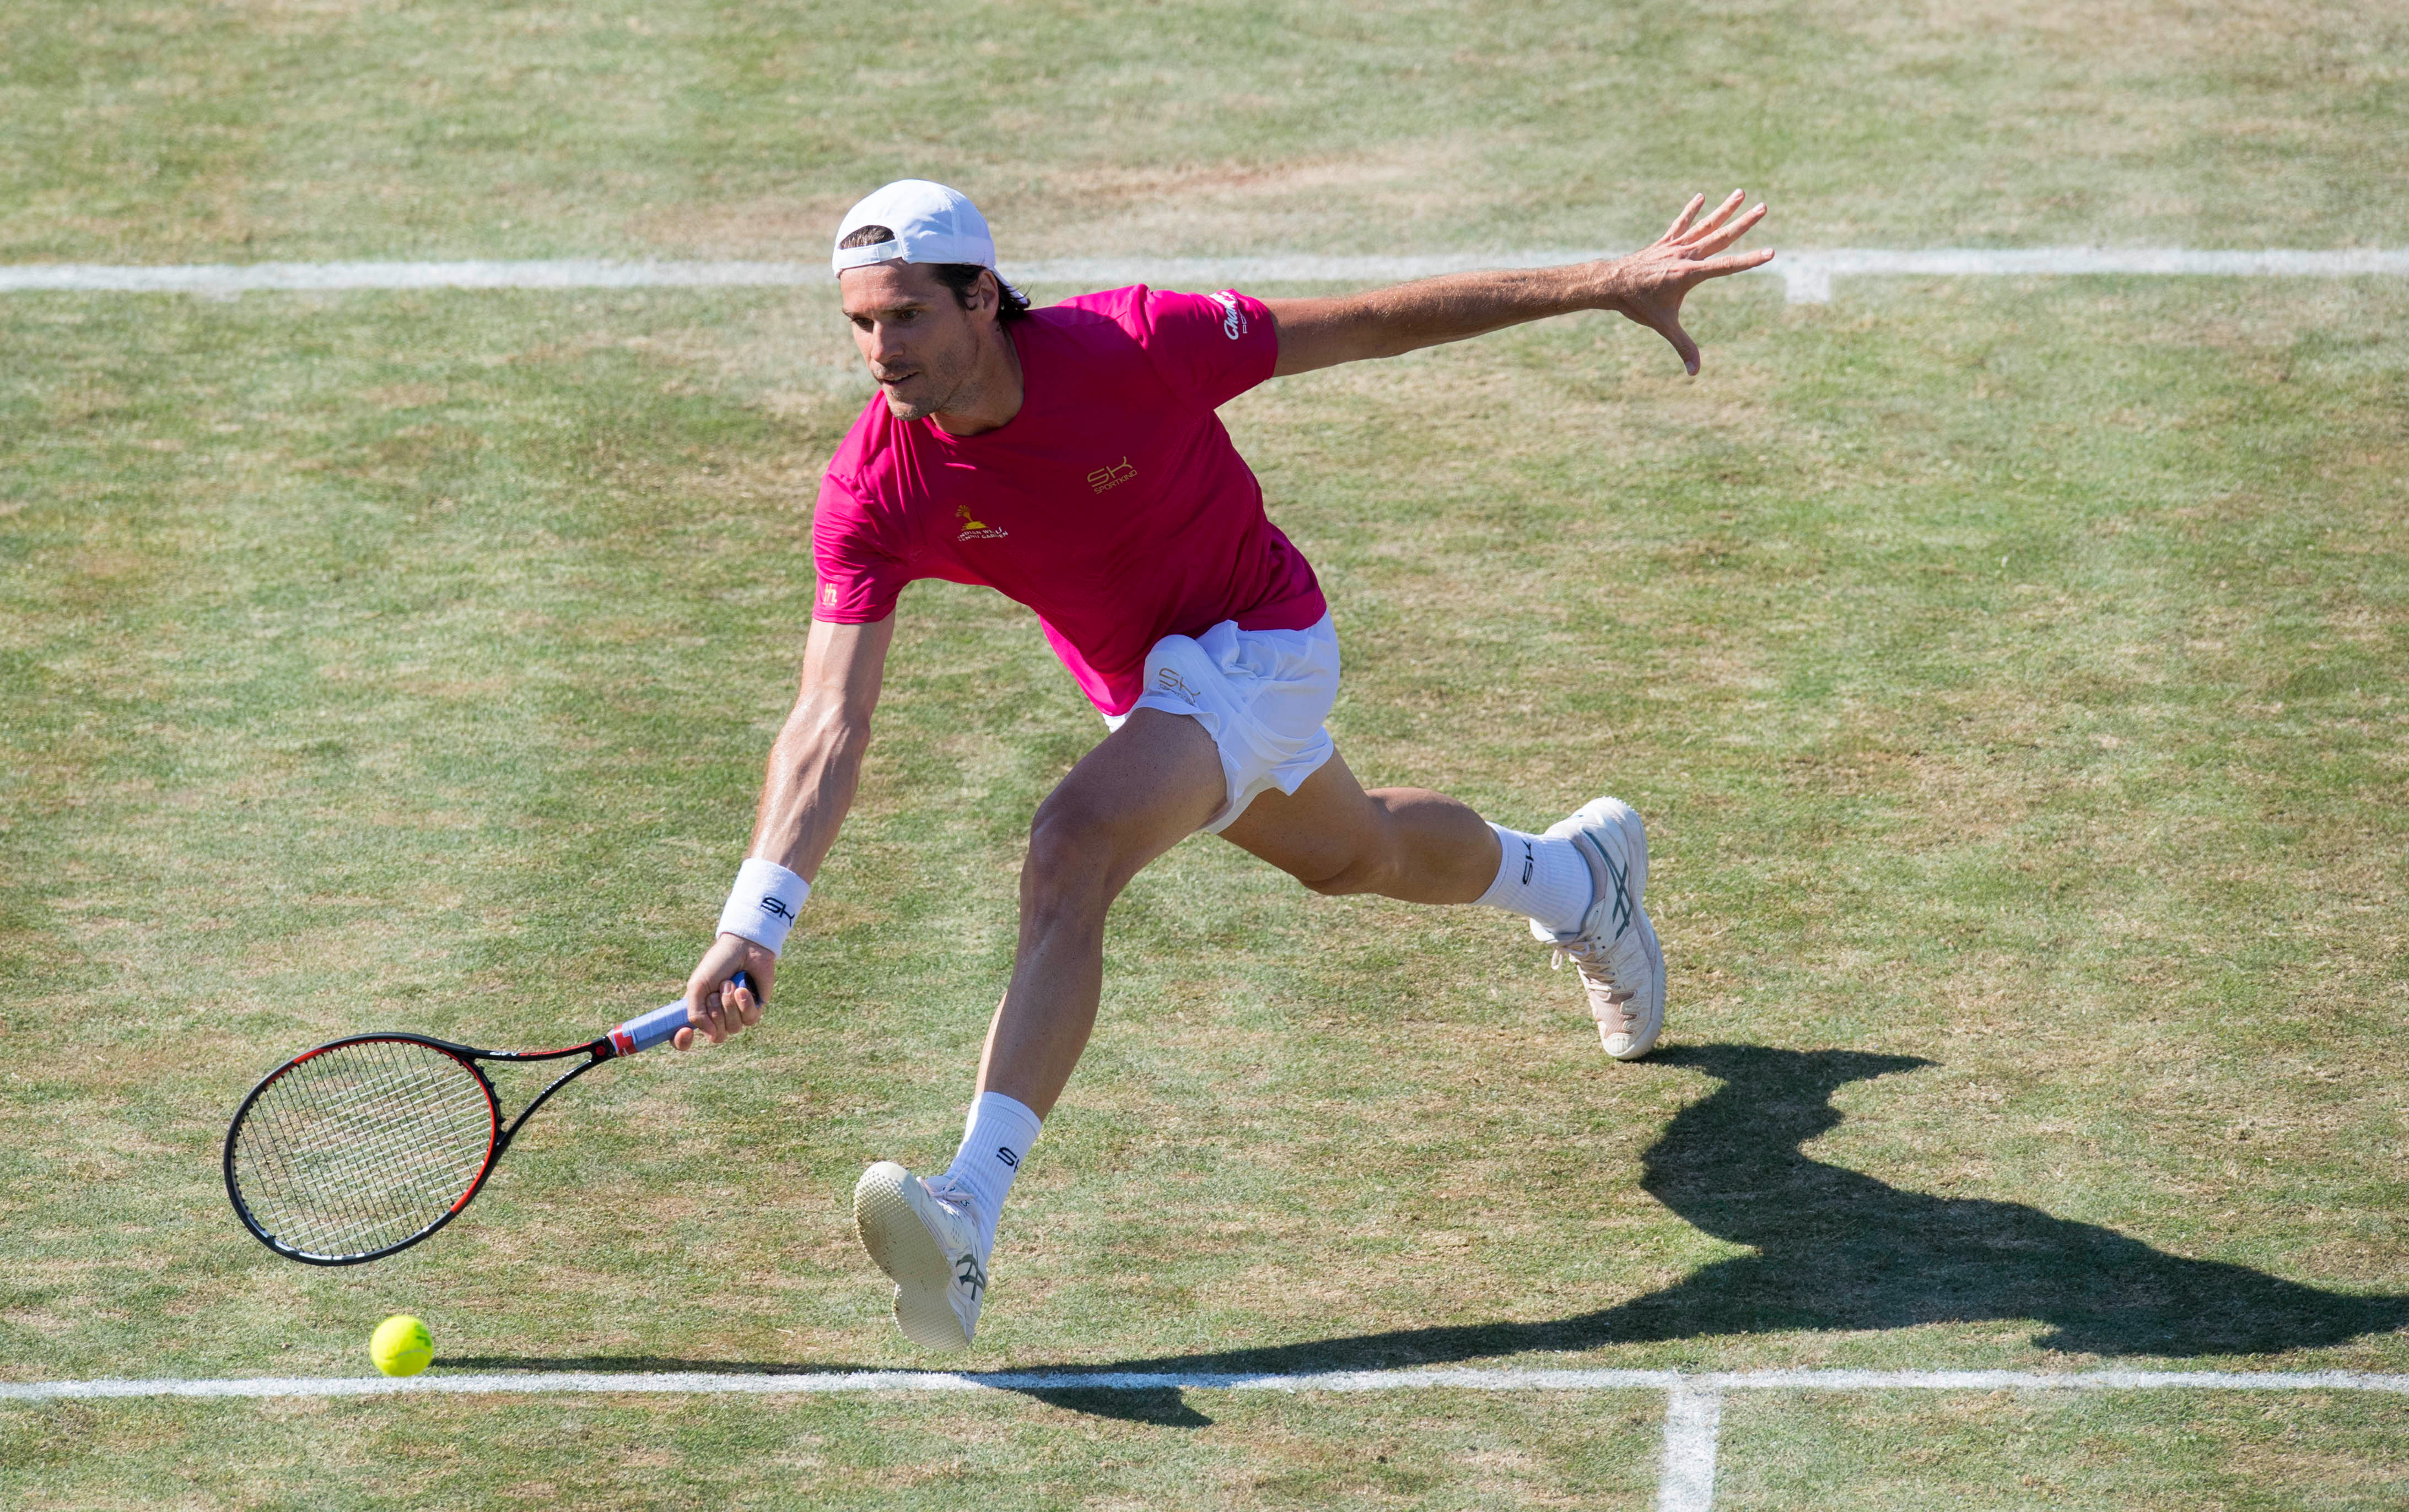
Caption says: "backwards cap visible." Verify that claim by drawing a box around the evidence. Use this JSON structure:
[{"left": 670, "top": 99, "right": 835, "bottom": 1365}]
[{"left": 832, "top": 180, "right": 998, "bottom": 276}]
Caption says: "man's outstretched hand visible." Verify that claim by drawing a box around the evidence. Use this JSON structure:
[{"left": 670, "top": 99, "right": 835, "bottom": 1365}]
[{"left": 1601, "top": 191, "right": 1772, "bottom": 375}]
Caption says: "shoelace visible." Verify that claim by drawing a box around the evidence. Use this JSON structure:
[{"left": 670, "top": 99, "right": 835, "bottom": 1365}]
[
  {"left": 1550, "top": 936, "right": 1622, "bottom": 980},
  {"left": 1553, "top": 940, "right": 1639, "bottom": 1029},
  {"left": 918, "top": 1176, "right": 995, "bottom": 1268},
  {"left": 920, "top": 1175, "right": 978, "bottom": 1218}
]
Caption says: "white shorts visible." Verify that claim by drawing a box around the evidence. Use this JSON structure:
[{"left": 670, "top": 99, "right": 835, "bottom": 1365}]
[{"left": 1101, "top": 614, "right": 1340, "bottom": 833}]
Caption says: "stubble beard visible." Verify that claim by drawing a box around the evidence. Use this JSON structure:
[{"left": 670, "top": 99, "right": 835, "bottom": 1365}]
[{"left": 875, "top": 323, "right": 985, "bottom": 423}]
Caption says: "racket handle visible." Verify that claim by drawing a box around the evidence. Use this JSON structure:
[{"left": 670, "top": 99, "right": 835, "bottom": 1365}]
[{"left": 610, "top": 971, "right": 753, "bottom": 1056}]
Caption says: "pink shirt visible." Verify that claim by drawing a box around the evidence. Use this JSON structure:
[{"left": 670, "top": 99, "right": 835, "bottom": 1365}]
[{"left": 811, "top": 286, "right": 1326, "bottom": 715}]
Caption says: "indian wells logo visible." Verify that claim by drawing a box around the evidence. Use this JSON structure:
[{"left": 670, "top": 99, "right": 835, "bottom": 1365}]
[
  {"left": 956, "top": 504, "right": 1008, "bottom": 541},
  {"left": 1087, "top": 457, "right": 1137, "bottom": 494}
]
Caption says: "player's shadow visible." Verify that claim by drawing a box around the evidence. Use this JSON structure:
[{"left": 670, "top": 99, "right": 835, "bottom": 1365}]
[
  {"left": 444, "top": 1044, "right": 2407, "bottom": 1427},
  {"left": 433, "top": 1354, "right": 1216, "bottom": 1427},
  {"left": 1091, "top": 1042, "right": 2409, "bottom": 1376}
]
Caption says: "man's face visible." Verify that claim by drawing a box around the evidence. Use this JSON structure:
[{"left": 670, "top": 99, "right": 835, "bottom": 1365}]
[{"left": 840, "top": 261, "right": 989, "bottom": 421}]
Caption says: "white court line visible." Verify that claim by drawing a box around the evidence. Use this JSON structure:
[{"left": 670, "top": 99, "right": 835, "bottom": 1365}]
[
  {"left": 1, "top": 249, "right": 2405, "bottom": 304},
  {"left": 1, "top": 1365, "right": 1661, "bottom": 1401},
  {"left": 6, "top": 1364, "right": 2406, "bottom": 1401},
  {"left": 1657, "top": 1384, "right": 1724, "bottom": 1512}
]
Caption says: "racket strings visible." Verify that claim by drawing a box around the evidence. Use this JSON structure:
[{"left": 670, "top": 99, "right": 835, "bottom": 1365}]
[
  {"left": 231, "top": 1038, "right": 497, "bottom": 1259},
  {"left": 254, "top": 1078, "right": 484, "bottom": 1240}
]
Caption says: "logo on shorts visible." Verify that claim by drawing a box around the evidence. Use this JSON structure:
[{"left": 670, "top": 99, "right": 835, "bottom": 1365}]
[
  {"left": 955, "top": 504, "right": 1009, "bottom": 541},
  {"left": 1209, "top": 290, "right": 1248, "bottom": 341},
  {"left": 1154, "top": 666, "right": 1203, "bottom": 705},
  {"left": 1087, "top": 457, "right": 1138, "bottom": 494},
  {"left": 821, "top": 584, "right": 839, "bottom": 607}
]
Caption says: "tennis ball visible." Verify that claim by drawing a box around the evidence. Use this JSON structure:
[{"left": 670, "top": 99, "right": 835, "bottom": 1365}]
[{"left": 369, "top": 1314, "right": 433, "bottom": 1378}]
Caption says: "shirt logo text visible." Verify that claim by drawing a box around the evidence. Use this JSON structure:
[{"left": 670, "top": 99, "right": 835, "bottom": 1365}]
[
  {"left": 1209, "top": 290, "right": 1248, "bottom": 341},
  {"left": 956, "top": 504, "right": 1009, "bottom": 541},
  {"left": 1154, "top": 667, "right": 1203, "bottom": 705},
  {"left": 1087, "top": 457, "right": 1138, "bottom": 494}
]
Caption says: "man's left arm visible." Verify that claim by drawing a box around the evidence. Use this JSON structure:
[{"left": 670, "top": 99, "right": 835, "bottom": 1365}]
[{"left": 1265, "top": 191, "right": 1771, "bottom": 379}]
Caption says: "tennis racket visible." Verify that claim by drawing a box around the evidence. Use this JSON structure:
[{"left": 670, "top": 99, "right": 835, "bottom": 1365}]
[{"left": 222, "top": 974, "right": 750, "bottom": 1266}]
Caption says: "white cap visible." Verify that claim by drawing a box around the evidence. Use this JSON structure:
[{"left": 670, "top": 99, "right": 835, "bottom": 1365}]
[{"left": 832, "top": 180, "right": 998, "bottom": 277}]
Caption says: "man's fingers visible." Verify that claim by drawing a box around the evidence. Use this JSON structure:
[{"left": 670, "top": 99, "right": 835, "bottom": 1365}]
[
  {"left": 1689, "top": 248, "right": 1779, "bottom": 278},
  {"left": 1622, "top": 193, "right": 1765, "bottom": 374},
  {"left": 1679, "top": 190, "right": 1748, "bottom": 245},
  {"left": 1656, "top": 311, "right": 1702, "bottom": 375},
  {"left": 676, "top": 937, "right": 775, "bottom": 1052},
  {"left": 1690, "top": 202, "right": 1769, "bottom": 257},
  {"left": 676, "top": 965, "right": 773, "bottom": 1047},
  {"left": 1658, "top": 193, "right": 1706, "bottom": 245}
]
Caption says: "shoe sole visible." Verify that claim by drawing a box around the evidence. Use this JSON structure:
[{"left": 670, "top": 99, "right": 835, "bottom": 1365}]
[{"left": 853, "top": 1162, "right": 972, "bottom": 1352}]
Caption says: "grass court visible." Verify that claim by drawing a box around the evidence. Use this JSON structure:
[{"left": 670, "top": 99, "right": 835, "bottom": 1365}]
[{"left": 3, "top": 0, "right": 2405, "bottom": 1505}]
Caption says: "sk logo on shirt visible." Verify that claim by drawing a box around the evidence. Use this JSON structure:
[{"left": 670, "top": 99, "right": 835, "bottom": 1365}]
[
  {"left": 1087, "top": 457, "right": 1138, "bottom": 494},
  {"left": 956, "top": 504, "right": 1009, "bottom": 542}
]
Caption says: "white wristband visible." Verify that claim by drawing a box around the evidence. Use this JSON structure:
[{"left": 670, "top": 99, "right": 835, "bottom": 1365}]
[{"left": 716, "top": 857, "right": 810, "bottom": 955}]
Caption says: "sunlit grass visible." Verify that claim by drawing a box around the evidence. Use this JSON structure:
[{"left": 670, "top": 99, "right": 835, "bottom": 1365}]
[{"left": 3, "top": 0, "right": 2406, "bottom": 1504}]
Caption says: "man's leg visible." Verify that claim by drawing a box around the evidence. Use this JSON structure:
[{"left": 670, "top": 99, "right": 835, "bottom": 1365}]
[
  {"left": 1217, "top": 747, "right": 1664, "bottom": 1057},
  {"left": 854, "top": 707, "right": 1225, "bottom": 1352},
  {"left": 1214, "top": 748, "right": 1498, "bottom": 903},
  {"left": 973, "top": 708, "right": 1226, "bottom": 1116}
]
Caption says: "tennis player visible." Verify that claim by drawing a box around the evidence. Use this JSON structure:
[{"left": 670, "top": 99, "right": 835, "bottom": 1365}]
[{"left": 678, "top": 179, "right": 1771, "bottom": 1351}]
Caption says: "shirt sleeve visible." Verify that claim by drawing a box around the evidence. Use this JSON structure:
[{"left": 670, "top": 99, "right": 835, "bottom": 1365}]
[
  {"left": 810, "top": 470, "right": 914, "bottom": 623},
  {"left": 1133, "top": 288, "right": 1279, "bottom": 411}
]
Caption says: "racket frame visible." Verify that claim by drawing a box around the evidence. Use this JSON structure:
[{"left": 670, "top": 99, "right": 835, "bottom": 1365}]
[{"left": 222, "top": 1030, "right": 618, "bottom": 1267}]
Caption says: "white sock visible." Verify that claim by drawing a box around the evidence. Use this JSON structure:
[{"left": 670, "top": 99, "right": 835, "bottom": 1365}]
[
  {"left": 1476, "top": 823, "right": 1596, "bottom": 936},
  {"left": 940, "top": 1090, "right": 1042, "bottom": 1254}
]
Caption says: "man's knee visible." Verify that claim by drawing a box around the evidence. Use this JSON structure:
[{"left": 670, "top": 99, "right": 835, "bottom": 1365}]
[{"left": 1023, "top": 795, "right": 1128, "bottom": 909}]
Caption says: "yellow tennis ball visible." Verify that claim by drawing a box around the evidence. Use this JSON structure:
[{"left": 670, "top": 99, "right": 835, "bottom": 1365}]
[{"left": 369, "top": 1314, "right": 433, "bottom": 1378}]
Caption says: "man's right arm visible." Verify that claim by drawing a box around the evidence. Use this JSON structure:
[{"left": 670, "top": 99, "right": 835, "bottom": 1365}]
[{"left": 678, "top": 613, "right": 896, "bottom": 1048}]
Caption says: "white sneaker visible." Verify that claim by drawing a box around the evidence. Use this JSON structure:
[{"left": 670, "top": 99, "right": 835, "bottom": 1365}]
[
  {"left": 853, "top": 1162, "right": 988, "bottom": 1352},
  {"left": 1529, "top": 796, "right": 1666, "bottom": 1060}
]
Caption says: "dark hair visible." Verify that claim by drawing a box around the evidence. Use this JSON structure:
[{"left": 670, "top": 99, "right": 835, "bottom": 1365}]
[{"left": 838, "top": 224, "right": 1031, "bottom": 324}]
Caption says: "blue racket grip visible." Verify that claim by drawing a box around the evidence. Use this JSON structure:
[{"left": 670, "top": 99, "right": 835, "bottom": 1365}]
[{"left": 610, "top": 970, "right": 753, "bottom": 1055}]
